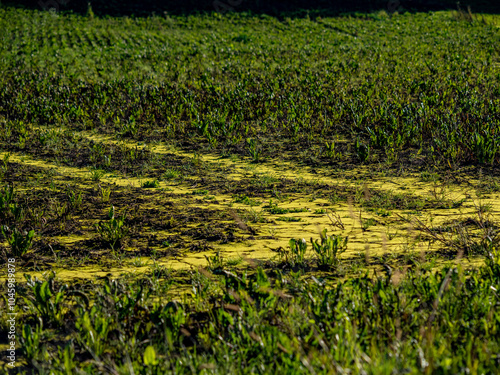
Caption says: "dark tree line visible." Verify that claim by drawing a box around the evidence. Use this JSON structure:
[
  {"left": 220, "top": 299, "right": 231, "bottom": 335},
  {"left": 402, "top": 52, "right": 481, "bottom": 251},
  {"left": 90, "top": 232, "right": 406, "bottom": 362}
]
[{"left": 4, "top": 0, "right": 500, "bottom": 17}]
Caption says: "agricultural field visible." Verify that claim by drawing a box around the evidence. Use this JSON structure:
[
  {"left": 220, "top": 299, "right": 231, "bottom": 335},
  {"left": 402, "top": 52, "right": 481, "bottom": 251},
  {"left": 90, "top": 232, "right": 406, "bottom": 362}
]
[{"left": 0, "top": 3, "right": 500, "bottom": 373}]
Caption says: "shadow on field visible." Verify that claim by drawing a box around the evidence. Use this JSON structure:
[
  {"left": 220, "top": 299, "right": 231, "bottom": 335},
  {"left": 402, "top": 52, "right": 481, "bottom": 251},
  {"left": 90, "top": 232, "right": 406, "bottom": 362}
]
[{"left": 4, "top": 0, "right": 500, "bottom": 17}]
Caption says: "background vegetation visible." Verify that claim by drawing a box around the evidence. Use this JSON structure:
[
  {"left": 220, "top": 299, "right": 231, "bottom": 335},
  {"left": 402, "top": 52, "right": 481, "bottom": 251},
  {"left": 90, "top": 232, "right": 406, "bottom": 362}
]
[{"left": 0, "top": 7, "right": 499, "bottom": 170}]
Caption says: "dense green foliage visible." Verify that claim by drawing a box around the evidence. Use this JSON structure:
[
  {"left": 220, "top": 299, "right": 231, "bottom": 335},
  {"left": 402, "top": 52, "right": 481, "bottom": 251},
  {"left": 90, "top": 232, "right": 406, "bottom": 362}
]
[
  {"left": 0, "top": 9, "right": 499, "bottom": 168},
  {"left": 0, "top": 248, "right": 498, "bottom": 373}
]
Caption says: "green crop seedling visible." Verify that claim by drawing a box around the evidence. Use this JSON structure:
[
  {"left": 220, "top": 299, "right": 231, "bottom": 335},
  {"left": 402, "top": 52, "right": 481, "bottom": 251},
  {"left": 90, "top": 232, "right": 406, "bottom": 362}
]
[
  {"left": 2, "top": 226, "right": 35, "bottom": 257},
  {"left": 95, "top": 206, "right": 128, "bottom": 251},
  {"left": 310, "top": 229, "right": 347, "bottom": 269},
  {"left": 278, "top": 238, "right": 308, "bottom": 267},
  {"left": 0, "top": 184, "right": 15, "bottom": 221},
  {"left": 354, "top": 138, "right": 370, "bottom": 162},
  {"left": 142, "top": 180, "right": 160, "bottom": 188}
]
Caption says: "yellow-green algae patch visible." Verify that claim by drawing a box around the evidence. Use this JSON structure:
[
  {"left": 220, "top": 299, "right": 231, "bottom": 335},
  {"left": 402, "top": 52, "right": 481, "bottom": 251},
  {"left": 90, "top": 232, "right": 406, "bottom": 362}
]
[
  {"left": 3, "top": 140, "right": 499, "bottom": 282},
  {"left": 61, "top": 127, "right": 500, "bottom": 212},
  {"left": 10, "top": 129, "right": 500, "bottom": 214}
]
